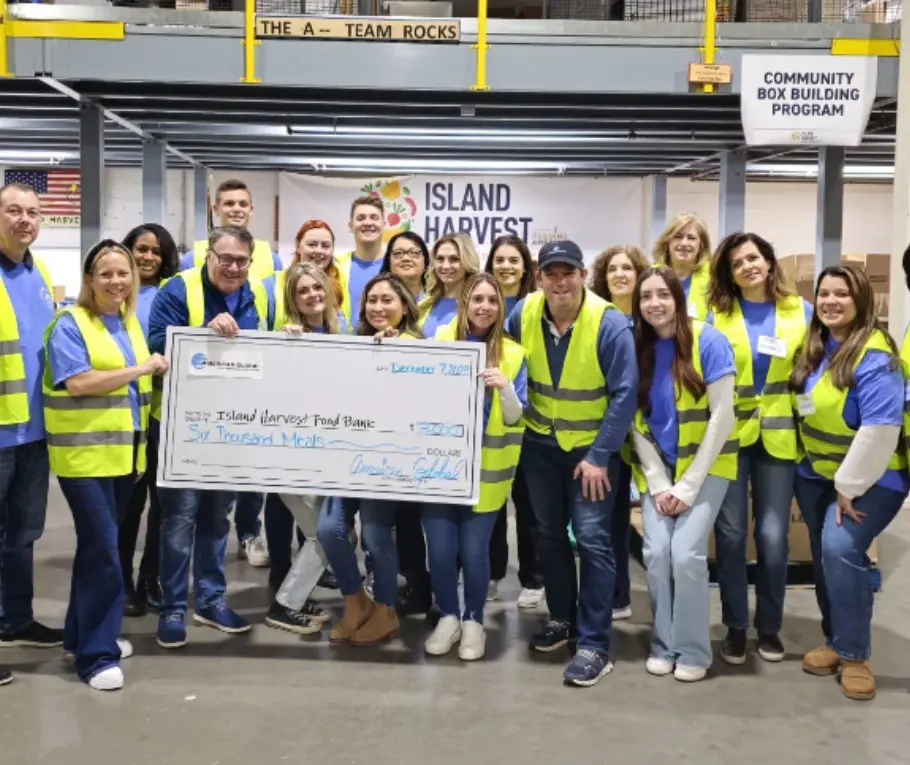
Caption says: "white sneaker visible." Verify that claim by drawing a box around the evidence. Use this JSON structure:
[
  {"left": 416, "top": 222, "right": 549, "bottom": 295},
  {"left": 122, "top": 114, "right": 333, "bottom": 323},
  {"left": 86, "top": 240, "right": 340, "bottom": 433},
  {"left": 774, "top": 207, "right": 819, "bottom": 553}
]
[
  {"left": 88, "top": 666, "right": 124, "bottom": 691},
  {"left": 612, "top": 606, "right": 632, "bottom": 621},
  {"left": 516, "top": 587, "right": 544, "bottom": 610},
  {"left": 424, "top": 615, "right": 462, "bottom": 656},
  {"left": 645, "top": 656, "right": 675, "bottom": 676},
  {"left": 241, "top": 536, "right": 270, "bottom": 567},
  {"left": 674, "top": 664, "right": 707, "bottom": 682},
  {"left": 458, "top": 620, "right": 485, "bottom": 661},
  {"left": 485, "top": 581, "right": 500, "bottom": 602},
  {"left": 116, "top": 638, "right": 133, "bottom": 659}
]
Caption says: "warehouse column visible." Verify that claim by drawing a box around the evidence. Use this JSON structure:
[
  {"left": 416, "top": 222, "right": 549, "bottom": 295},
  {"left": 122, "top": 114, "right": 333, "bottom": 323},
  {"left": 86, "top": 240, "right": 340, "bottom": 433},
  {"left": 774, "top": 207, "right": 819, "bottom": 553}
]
[
  {"left": 889, "top": 15, "right": 910, "bottom": 341},
  {"left": 79, "top": 103, "right": 104, "bottom": 254},
  {"left": 142, "top": 138, "right": 167, "bottom": 225},
  {"left": 194, "top": 167, "right": 208, "bottom": 241},
  {"left": 814, "top": 147, "right": 845, "bottom": 277},
  {"left": 650, "top": 175, "right": 667, "bottom": 251},
  {"left": 718, "top": 149, "right": 746, "bottom": 239}
]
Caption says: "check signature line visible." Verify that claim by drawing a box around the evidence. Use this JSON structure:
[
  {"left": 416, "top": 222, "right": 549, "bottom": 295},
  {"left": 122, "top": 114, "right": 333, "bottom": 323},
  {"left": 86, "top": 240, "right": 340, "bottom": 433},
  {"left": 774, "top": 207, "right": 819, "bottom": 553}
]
[{"left": 326, "top": 439, "right": 422, "bottom": 454}]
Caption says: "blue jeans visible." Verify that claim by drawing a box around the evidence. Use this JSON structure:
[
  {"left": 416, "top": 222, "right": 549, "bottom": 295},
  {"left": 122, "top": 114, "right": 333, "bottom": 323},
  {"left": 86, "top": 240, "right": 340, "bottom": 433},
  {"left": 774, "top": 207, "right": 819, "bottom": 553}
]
[
  {"left": 715, "top": 441, "right": 793, "bottom": 634},
  {"left": 612, "top": 460, "right": 632, "bottom": 610},
  {"left": 0, "top": 440, "right": 49, "bottom": 633},
  {"left": 59, "top": 474, "right": 133, "bottom": 681},
  {"left": 521, "top": 436, "right": 620, "bottom": 655},
  {"left": 423, "top": 504, "right": 498, "bottom": 624},
  {"left": 234, "top": 491, "right": 263, "bottom": 543},
  {"left": 158, "top": 486, "right": 235, "bottom": 616},
  {"left": 794, "top": 476, "right": 904, "bottom": 661}
]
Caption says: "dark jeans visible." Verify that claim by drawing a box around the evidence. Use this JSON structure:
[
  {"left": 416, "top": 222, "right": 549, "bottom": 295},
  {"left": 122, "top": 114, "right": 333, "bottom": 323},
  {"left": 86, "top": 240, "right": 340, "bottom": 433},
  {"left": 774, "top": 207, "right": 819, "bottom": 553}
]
[
  {"left": 489, "top": 462, "right": 543, "bottom": 589},
  {"left": 0, "top": 439, "right": 49, "bottom": 633},
  {"left": 118, "top": 423, "right": 161, "bottom": 589},
  {"left": 612, "top": 460, "right": 632, "bottom": 610},
  {"left": 715, "top": 441, "right": 793, "bottom": 634},
  {"left": 794, "top": 475, "right": 904, "bottom": 661},
  {"left": 59, "top": 474, "right": 133, "bottom": 681},
  {"left": 264, "top": 493, "right": 305, "bottom": 587},
  {"left": 396, "top": 503, "right": 429, "bottom": 590},
  {"left": 522, "top": 436, "right": 620, "bottom": 655},
  {"left": 423, "top": 504, "right": 498, "bottom": 624},
  {"left": 234, "top": 491, "right": 263, "bottom": 543}
]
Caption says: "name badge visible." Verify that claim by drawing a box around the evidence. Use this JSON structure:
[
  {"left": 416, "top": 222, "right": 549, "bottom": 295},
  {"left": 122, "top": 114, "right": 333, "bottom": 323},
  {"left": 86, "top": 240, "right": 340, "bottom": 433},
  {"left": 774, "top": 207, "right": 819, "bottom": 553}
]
[
  {"left": 796, "top": 394, "right": 815, "bottom": 416},
  {"left": 687, "top": 301, "right": 698, "bottom": 318},
  {"left": 757, "top": 335, "right": 787, "bottom": 358}
]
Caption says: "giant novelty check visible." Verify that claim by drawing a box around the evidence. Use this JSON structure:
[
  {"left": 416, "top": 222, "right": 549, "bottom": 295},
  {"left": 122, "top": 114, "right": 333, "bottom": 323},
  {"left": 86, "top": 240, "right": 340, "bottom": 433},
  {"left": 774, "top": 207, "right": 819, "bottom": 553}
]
[{"left": 157, "top": 328, "right": 486, "bottom": 505}]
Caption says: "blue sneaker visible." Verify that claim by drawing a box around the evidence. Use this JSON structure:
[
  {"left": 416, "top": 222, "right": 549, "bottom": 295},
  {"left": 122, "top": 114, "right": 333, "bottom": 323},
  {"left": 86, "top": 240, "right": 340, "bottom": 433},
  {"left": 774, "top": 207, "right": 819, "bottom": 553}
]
[
  {"left": 193, "top": 603, "right": 251, "bottom": 634},
  {"left": 563, "top": 648, "right": 614, "bottom": 687},
  {"left": 157, "top": 613, "right": 187, "bottom": 649}
]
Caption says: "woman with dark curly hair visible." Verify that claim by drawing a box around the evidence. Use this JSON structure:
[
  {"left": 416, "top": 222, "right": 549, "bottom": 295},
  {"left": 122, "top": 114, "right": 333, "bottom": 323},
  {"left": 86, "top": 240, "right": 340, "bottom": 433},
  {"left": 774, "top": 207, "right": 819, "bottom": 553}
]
[{"left": 589, "top": 245, "right": 650, "bottom": 316}]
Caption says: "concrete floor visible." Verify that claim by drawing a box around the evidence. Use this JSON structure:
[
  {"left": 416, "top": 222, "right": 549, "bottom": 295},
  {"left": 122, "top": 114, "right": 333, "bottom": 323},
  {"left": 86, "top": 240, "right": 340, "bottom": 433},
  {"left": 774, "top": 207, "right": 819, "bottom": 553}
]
[{"left": 2, "top": 482, "right": 910, "bottom": 765}]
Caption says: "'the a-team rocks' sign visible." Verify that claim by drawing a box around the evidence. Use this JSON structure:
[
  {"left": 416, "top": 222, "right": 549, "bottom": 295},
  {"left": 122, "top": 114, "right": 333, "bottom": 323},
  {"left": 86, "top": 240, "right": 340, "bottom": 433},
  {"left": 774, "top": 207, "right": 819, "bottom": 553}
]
[
  {"left": 278, "top": 174, "right": 645, "bottom": 264},
  {"left": 256, "top": 16, "right": 461, "bottom": 42}
]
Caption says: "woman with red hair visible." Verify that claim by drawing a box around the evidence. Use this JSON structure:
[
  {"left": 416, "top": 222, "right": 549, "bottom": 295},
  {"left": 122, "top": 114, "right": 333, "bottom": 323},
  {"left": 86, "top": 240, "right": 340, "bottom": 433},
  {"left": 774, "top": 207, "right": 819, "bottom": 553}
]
[{"left": 290, "top": 220, "right": 350, "bottom": 325}]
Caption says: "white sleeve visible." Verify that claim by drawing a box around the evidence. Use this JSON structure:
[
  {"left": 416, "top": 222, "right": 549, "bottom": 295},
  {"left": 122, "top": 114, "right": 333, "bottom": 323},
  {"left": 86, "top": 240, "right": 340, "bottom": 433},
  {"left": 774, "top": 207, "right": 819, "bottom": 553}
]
[
  {"left": 671, "top": 373, "right": 736, "bottom": 507},
  {"left": 499, "top": 381, "right": 523, "bottom": 426},
  {"left": 631, "top": 429, "right": 673, "bottom": 495},
  {"left": 834, "top": 424, "right": 901, "bottom": 499}
]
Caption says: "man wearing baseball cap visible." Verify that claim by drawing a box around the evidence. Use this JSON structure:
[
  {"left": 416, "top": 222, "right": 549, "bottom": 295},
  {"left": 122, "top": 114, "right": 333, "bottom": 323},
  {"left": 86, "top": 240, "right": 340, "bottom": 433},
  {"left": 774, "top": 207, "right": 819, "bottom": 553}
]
[{"left": 505, "top": 240, "right": 637, "bottom": 688}]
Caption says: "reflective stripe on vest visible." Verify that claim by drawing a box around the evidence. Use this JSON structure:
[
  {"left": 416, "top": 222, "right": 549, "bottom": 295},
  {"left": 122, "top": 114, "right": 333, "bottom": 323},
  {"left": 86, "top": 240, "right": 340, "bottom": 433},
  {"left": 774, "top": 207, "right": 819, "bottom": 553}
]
[
  {"left": 435, "top": 326, "right": 526, "bottom": 512},
  {"left": 193, "top": 239, "right": 275, "bottom": 281},
  {"left": 0, "top": 256, "right": 54, "bottom": 425},
  {"left": 519, "top": 290, "right": 610, "bottom": 451},
  {"left": 798, "top": 329, "right": 907, "bottom": 480},
  {"left": 43, "top": 306, "right": 151, "bottom": 478},
  {"left": 629, "top": 320, "right": 738, "bottom": 492},
  {"left": 712, "top": 295, "right": 805, "bottom": 460}
]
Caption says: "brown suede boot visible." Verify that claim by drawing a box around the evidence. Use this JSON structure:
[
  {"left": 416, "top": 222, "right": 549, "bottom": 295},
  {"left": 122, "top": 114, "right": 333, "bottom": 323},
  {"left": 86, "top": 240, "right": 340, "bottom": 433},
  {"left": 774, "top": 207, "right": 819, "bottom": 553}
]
[
  {"left": 329, "top": 589, "right": 374, "bottom": 644},
  {"left": 802, "top": 644, "right": 840, "bottom": 676},
  {"left": 840, "top": 661, "right": 876, "bottom": 701},
  {"left": 350, "top": 604, "right": 399, "bottom": 646}
]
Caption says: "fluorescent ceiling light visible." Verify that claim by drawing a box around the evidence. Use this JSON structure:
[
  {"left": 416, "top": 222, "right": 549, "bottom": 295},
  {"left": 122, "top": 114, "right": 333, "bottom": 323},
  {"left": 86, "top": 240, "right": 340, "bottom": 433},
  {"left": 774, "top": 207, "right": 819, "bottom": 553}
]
[
  {"left": 0, "top": 150, "right": 79, "bottom": 164},
  {"left": 307, "top": 157, "right": 565, "bottom": 172},
  {"left": 287, "top": 126, "right": 689, "bottom": 143},
  {"left": 747, "top": 163, "right": 894, "bottom": 179}
]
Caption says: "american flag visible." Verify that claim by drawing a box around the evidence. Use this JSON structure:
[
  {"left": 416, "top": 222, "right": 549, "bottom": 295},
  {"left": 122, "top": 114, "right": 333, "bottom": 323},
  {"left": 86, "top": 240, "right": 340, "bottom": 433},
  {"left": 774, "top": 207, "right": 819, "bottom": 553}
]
[{"left": 4, "top": 169, "right": 81, "bottom": 217}]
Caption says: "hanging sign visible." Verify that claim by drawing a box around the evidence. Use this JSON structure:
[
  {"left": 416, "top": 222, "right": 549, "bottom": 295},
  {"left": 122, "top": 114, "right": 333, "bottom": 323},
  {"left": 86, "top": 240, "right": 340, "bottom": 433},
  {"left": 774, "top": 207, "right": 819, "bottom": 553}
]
[
  {"left": 256, "top": 16, "right": 461, "bottom": 42},
  {"left": 740, "top": 54, "right": 878, "bottom": 146}
]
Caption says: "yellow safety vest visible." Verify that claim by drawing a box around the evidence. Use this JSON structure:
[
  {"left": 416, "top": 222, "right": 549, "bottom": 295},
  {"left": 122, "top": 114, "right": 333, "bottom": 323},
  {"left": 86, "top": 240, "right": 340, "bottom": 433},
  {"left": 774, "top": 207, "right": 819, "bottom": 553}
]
[
  {"left": 520, "top": 290, "right": 610, "bottom": 451},
  {"left": 0, "top": 256, "right": 54, "bottom": 425},
  {"left": 43, "top": 306, "right": 151, "bottom": 478},
  {"left": 330, "top": 251, "right": 356, "bottom": 326},
  {"left": 901, "top": 326, "right": 910, "bottom": 466},
  {"left": 686, "top": 261, "right": 711, "bottom": 321},
  {"left": 712, "top": 295, "right": 806, "bottom": 460},
  {"left": 797, "top": 329, "right": 907, "bottom": 480},
  {"left": 629, "top": 320, "right": 739, "bottom": 493},
  {"left": 273, "top": 270, "right": 288, "bottom": 329},
  {"left": 193, "top": 239, "right": 275, "bottom": 281}
]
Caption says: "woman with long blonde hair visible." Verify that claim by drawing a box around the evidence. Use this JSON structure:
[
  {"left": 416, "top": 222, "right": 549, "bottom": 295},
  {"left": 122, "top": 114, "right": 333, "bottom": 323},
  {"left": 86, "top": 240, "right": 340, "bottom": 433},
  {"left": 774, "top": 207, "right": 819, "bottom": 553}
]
[
  {"left": 282, "top": 261, "right": 342, "bottom": 334},
  {"left": 652, "top": 214, "right": 712, "bottom": 320},
  {"left": 420, "top": 233, "right": 481, "bottom": 337}
]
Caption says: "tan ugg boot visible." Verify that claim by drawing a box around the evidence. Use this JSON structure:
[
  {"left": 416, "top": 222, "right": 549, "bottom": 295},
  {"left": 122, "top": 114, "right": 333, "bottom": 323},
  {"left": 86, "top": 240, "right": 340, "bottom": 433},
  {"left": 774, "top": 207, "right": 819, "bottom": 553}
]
[
  {"left": 328, "top": 589, "right": 374, "bottom": 644},
  {"left": 350, "top": 604, "right": 399, "bottom": 646},
  {"left": 802, "top": 644, "right": 840, "bottom": 676},
  {"left": 840, "top": 661, "right": 876, "bottom": 701}
]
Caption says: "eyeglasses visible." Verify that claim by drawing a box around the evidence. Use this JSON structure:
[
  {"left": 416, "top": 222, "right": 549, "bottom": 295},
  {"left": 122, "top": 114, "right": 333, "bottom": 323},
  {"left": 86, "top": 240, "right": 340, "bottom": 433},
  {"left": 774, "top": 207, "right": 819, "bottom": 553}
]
[
  {"left": 391, "top": 249, "right": 422, "bottom": 261},
  {"left": 210, "top": 250, "right": 251, "bottom": 270}
]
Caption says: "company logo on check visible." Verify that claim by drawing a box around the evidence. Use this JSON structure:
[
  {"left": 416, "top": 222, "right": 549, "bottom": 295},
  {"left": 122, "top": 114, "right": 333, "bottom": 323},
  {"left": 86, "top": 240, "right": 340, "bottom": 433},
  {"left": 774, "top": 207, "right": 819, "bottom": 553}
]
[
  {"left": 188, "top": 351, "right": 262, "bottom": 376},
  {"left": 191, "top": 352, "right": 208, "bottom": 370}
]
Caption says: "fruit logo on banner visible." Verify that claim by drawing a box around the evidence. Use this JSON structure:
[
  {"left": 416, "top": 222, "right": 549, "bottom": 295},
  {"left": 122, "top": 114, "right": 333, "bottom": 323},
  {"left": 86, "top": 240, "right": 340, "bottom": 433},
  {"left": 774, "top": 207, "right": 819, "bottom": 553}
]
[{"left": 360, "top": 179, "right": 418, "bottom": 242}]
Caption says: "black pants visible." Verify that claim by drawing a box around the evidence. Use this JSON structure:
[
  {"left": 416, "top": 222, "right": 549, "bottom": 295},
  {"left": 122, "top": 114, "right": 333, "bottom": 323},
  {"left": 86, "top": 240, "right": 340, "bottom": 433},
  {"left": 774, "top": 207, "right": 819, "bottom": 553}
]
[
  {"left": 118, "top": 425, "right": 160, "bottom": 589},
  {"left": 489, "top": 462, "right": 544, "bottom": 588},
  {"left": 396, "top": 504, "right": 430, "bottom": 589}
]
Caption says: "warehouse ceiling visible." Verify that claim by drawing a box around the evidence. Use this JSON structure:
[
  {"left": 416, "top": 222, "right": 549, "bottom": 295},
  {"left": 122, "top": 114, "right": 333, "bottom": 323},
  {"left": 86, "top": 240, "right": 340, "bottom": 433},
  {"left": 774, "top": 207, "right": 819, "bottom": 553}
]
[{"left": 0, "top": 77, "right": 898, "bottom": 179}]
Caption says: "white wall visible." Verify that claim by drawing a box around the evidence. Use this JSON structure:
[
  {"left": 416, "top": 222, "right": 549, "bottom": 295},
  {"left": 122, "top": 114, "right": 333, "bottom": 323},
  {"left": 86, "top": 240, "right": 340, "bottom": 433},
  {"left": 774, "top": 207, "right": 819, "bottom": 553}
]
[{"left": 3, "top": 164, "right": 892, "bottom": 297}]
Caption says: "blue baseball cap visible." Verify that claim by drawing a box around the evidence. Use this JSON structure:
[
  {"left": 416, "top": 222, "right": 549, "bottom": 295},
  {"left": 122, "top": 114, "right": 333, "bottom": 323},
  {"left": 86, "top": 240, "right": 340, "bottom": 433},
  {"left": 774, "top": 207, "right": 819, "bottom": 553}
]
[{"left": 538, "top": 240, "right": 584, "bottom": 270}]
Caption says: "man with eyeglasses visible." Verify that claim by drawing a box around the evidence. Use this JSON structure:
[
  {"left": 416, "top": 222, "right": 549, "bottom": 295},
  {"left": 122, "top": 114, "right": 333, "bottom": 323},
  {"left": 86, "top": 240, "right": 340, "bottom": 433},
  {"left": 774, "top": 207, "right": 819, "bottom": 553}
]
[
  {"left": 148, "top": 226, "right": 274, "bottom": 648},
  {"left": 0, "top": 183, "right": 63, "bottom": 686}
]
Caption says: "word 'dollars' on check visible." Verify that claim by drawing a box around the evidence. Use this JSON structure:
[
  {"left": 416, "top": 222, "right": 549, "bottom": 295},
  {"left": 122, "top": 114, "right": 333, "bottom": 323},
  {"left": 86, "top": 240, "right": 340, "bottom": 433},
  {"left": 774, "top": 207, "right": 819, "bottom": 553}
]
[{"left": 157, "top": 328, "right": 486, "bottom": 504}]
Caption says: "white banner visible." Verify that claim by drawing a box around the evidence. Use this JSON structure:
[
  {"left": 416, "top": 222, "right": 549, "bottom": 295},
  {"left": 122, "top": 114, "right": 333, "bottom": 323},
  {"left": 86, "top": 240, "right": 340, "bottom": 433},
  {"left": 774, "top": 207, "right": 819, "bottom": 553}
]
[
  {"left": 278, "top": 174, "right": 645, "bottom": 264},
  {"left": 741, "top": 54, "right": 878, "bottom": 147},
  {"left": 158, "top": 328, "right": 486, "bottom": 504}
]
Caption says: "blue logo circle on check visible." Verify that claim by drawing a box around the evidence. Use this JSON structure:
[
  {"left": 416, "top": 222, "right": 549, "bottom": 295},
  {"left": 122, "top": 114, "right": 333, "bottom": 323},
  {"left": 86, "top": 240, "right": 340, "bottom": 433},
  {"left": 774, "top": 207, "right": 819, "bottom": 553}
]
[{"left": 191, "top": 353, "right": 207, "bottom": 370}]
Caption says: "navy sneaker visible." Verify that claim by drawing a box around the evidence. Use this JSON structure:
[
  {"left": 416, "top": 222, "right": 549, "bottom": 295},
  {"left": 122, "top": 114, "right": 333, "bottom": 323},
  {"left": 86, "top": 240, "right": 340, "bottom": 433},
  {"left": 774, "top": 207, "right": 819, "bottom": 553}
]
[
  {"left": 563, "top": 648, "right": 614, "bottom": 687},
  {"left": 193, "top": 603, "right": 251, "bottom": 634},
  {"left": 529, "top": 621, "right": 578, "bottom": 653},
  {"left": 157, "top": 613, "right": 187, "bottom": 649},
  {"left": 0, "top": 666, "right": 12, "bottom": 686}
]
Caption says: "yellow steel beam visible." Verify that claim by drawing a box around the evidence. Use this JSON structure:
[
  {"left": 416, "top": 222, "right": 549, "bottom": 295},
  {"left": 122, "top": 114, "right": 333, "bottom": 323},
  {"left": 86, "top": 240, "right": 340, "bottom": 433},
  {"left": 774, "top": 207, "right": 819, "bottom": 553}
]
[
  {"left": 471, "top": 0, "right": 489, "bottom": 91},
  {"left": 700, "top": 0, "right": 718, "bottom": 94},
  {"left": 0, "top": 0, "right": 11, "bottom": 78},
  {"left": 242, "top": 0, "right": 259, "bottom": 83},
  {"left": 831, "top": 38, "right": 900, "bottom": 56},
  {"left": 6, "top": 20, "right": 124, "bottom": 40}
]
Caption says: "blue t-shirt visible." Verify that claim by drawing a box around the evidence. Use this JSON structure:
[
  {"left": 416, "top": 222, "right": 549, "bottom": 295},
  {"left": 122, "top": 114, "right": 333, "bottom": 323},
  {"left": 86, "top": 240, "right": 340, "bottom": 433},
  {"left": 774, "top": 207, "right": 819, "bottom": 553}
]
[
  {"left": 646, "top": 323, "right": 735, "bottom": 465},
  {"left": 797, "top": 337, "right": 909, "bottom": 493},
  {"left": 0, "top": 253, "right": 56, "bottom": 447},
  {"left": 421, "top": 297, "right": 458, "bottom": 339},
  {"left": 465, "top": 333, "right": 529, "bottom": 430},
  {"left": 136, "top": 285, "right": 158, "bottom": 340},
  {"left": 347, "top": 256, "right": 384, "bottom": 323},
  {"left": 310, "top": 312, "right": 348, "bottom": 334},
  {"left": 179, "top": 249, "right": 283, "bottom": 273},
  {"left": 47, "top": 312, "right": 141, "bottom": 431},
  {"left": 504, "top": 295, "right": 520, "bottom": 317}
]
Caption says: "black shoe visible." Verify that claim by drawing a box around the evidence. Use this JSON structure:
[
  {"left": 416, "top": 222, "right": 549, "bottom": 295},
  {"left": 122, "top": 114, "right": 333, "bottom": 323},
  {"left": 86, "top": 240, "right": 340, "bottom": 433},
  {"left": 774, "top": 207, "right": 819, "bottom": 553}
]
[
  {"left": 144, "top": 578, "right": 162, "bottom": 612},
  {"left": 299, "top": 600, "right": 331, "bottom": 625},
  {"left": 0, "top": 621, "right": 63, "bottom": 649},
  {"left": 123, "top": 586, "right": 146, "bottom": 618},
  {"left": 757, "top": 632, "right": 785, "bottom": 663},
  {"left": 0, "top": 666, "right": 12, "bottom": 686},
  {"left": 529, "top": 620, "right": 578, "bottom": 653},
  {"left": 425, "top": 603, "right": 441, "bottom": 628},
  {"left": 317, "top": 570, "right": 339, "bottom": 590},
  {"left": 720, "top": 628, "right": 748, "bottom": 665},
  {"left": 264, "top": 602, "right": 321, "bottom": 636},
  {"left": 397, "top": 583, "right": 433, "bottom": 616}
]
